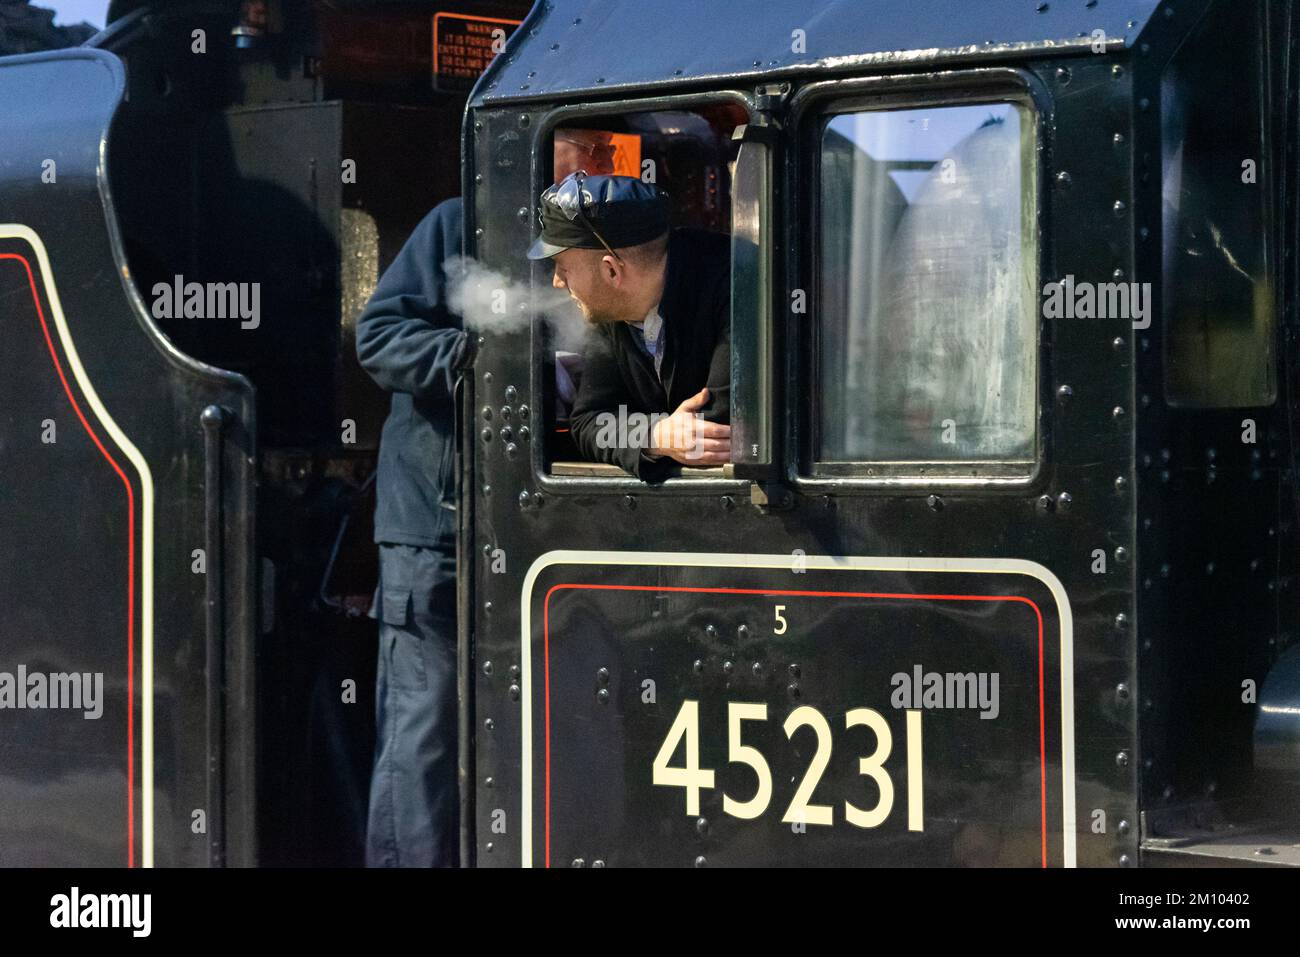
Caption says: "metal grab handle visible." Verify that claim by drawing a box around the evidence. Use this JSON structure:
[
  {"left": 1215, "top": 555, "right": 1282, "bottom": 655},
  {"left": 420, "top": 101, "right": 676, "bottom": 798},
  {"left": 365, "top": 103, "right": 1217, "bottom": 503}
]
[{"left": 201, "top": 404, "right": 228, "bottom": 867}]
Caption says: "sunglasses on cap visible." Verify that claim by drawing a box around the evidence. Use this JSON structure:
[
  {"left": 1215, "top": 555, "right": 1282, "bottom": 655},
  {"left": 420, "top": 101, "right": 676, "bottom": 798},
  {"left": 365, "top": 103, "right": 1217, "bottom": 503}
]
[{"left": 540, "top": 170, "right": 624, "bottom": 262}]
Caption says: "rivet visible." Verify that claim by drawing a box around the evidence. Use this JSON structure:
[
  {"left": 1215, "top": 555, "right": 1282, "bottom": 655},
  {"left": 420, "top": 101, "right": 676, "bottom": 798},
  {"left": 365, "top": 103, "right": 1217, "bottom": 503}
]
[
  {"left": 482, "top": 660, "right": 494, "bottom": 676},
  {"left": 517, "top": 206, "right": 529, "bottom": 222},
  {"left": 721, "top": 495, "right": 735, "bottom": 510},
  {"left": 752, "top": 662, "right": 763, "bottom": 677},
  {"left": 1112, "top": 336, "right": 1124, "bottom": 350},
  {"left": 1114, "top": 612, "right": 1129, "bottom": 630},
  {"left": 592, "top": 859, "right": 606, "bottom": 868},
  {"left": 1056, "top": 67, "right": 1071, "bottom": 85},
  {"left": 505, "top": 385, "right": 518, "bottom": 403},
  {"left": 1057, "top": 491, "right": 1073, "bottom": 510},
  {"left": 1035, "top": 1, "right": 1048, "bottom": 11},
  {"left": 533, "top": 491, "right": 544, "bottom": 508},
  {"left": 1116, "top": 751, "right": 1129, "bottom": 768},
  {"left": 693, "top": 659, "right": 704, "bottom": 674},
  {"left": 788, "top": 684, "right": 801, "bottom": 699},
  {"left": 1113, "top": 131, "right": 1124, "bottom": 145},
  {"left": 518, "top": 490, "right": 530, "bottom": 510},
  {"left": 1055, "top": 170, "right": 1072, "bottom": 188},
  {"left": 518, "top": 404, "right": 530, "bottom": 420},
  {"left": 1160, "top": 563, "right": 1171, "bottom": 578},
  {"left": 597, "top": 667, "right": 610, "bottom": 685},
  {"left": 788, "top": 663, "right": 800, "bottom": 678},
  {"left": 509, "top": 684, "right": 520, "bottom": 701},
  {"left": 738, "top": 624, "right": 750, "bottom": 640},
  {"left": 482, "top": 483, "right": 491, "bottom": 496},
  {"left": 519, "top": 426, "right": 531, "bottom": 442},
  {"left": 505, "top": 442, "right": 518, "bottom": 458},
  {"left": 624, "top": 494, "right": 637, "bottom": 510},
  {"left": 1115, "top": 546, "right": 1130, "bottom": 563},
  {"left": 484, "top": 776, "right": 494, "bottom": 788},
  {"left": 1057, "top": 384, "right": 1073, "bottom": 400},
  {"left": 723, "top": 660, "right": 734, "bottom": 675},
  {"left": 484, "top": 718, "right": 495, "bottom": 731},
  {"left": 696, "top": 817, "right": 709, "bottom": 836},
  {"left": 1037, "top": 495, "right": 1054, "bottom": 512},
  {"left": 484, "top": 601, "right": 493, "bottom": 613},
  {"left": 500, "top": 405, "right": 513, "bottom": 420},
  {"left": 1117, "top": 819, "right": 1130, "bottom": 835},
  {"left": 1116, "top": 683, "right": 1130, "bottom": 702},
  {"left": 927, "top": 494, "right": 943, "bottom": 511},
  {"left": 597, "top": 688, "right": 610, "bottom": 704},
  {"left": 571, "top": 858, "right": 585, "bottom": 868},
  {"left": 705, "top": 624, "right": 718, "bottom": 639},
  {"left": 482, "top": 406, "right": 493, "bottom": 421},
  {"left": 509, "top": 665, "right": 519, "bottom": 680},
  {"left": 1114, "top": 475, "right": 1128, "bottom": 492},
  {"left": 1119, "top": 854, "right": 1132, "bottom": 867},
  {"left": 485, "top": 842, "right": 494, "bottom": 852},
  {"left": 1206, "top": 562, "right": 1215, "bottom": 575},
  {"left": 483, "top": 371, "right": 493, "bottom": 384},
  {"left": 694, "top": 856, "right": 707, "bottom": 868},
  {"left": 500, "top": 426, "right": 514, "bottom": 443},
  {"left": 1255, "top": 847, "right": 1276, "bottom": 856},
  {"left": 481, "top": 427, "right": 493, "bottom": 443}
]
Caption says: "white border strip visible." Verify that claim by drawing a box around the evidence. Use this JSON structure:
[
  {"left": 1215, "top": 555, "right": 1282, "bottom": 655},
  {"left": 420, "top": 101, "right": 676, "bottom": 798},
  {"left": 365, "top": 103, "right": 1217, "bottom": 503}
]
[
  {"left": 520, "top": 550, "right": 1075, "bottom": 868},
  {"left": 1, "top": 224, "right": 155, "bottom": 867}
]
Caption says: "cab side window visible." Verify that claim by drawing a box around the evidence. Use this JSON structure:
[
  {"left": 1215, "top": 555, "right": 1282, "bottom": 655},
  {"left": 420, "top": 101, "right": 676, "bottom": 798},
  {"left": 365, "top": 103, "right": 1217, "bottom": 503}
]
[
  {"left": 814, "top": 101, "right": 1039, "bottom": 474},
  {"left": 1161, "top": 0, "right": 1276, "bottom": 408}
]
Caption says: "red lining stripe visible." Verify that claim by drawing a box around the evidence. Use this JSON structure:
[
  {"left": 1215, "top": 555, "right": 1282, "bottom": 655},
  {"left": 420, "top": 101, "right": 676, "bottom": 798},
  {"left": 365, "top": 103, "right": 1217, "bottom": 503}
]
[
  {"left": 2, "top": 252, "right": 136, "bottom": 867},
  {"left": 541, "top": 582, "right": 1048, "bottom": 869}
]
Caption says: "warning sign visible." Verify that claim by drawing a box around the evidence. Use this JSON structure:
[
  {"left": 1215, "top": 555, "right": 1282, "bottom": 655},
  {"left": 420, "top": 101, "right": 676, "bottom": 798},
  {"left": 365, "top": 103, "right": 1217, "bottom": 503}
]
[{"left": 433, "top": 11, "right": 522, "bottom": 91}]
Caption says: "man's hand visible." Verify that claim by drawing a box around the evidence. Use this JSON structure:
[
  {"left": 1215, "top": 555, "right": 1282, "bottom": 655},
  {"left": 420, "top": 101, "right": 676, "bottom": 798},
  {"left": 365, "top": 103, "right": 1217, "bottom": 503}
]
[{"left": 649, "top": 388, "right": 731, "bottom": 465}]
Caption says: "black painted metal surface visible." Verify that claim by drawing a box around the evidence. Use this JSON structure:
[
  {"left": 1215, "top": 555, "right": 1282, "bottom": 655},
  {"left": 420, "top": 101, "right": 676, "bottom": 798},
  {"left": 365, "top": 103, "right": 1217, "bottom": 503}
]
[
  {"left": 473, "top": 0, "right": 1162, "bottom": 106},
  {"left": 0, "top": 49, "right": 258, "bottom": 866}
]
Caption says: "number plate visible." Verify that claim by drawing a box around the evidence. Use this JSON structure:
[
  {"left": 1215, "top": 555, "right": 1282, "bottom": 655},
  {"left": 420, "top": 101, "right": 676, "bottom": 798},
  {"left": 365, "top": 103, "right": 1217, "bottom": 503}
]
[{"left": 521, "top": 552, "right": 1072, "bottom": 867}]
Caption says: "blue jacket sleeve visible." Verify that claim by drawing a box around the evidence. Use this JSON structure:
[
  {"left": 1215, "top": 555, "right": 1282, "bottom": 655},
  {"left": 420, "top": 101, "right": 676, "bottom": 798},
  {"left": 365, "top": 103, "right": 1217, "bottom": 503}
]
[{"left": 356, "top": 197, "right": 471, "bottom": 399}]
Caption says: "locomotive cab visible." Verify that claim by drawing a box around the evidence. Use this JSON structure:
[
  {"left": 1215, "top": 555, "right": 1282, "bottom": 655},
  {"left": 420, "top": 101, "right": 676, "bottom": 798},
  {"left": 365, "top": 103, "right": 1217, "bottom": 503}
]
[{"left": 463, "top": 0, "right": 1300, "bottom": 867}]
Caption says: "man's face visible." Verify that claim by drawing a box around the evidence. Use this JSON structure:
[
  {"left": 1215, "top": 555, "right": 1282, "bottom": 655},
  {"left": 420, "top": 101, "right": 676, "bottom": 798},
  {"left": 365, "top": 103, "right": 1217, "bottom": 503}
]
[
  {"left": 551, "top": 247, "right": 624, "bottom": 325},
  {"left": 553, "top": 129, "right": 616, "bottom": 181}
]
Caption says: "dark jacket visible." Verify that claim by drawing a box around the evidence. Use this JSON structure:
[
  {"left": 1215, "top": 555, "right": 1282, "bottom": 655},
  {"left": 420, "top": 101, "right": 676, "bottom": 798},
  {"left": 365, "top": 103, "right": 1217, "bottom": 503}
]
[
  {"left": 569, "top": 228, "right": 730, "bottom": 480},
  {"left": 356, "top": 198, "right": 470, "bottom": 551}
]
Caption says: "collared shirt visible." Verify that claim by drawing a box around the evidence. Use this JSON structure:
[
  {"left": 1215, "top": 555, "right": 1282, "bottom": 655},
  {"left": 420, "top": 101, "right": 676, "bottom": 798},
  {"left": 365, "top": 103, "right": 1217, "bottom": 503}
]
[{"left": 627, "top": 307, "right": 665, "bottom": 379}]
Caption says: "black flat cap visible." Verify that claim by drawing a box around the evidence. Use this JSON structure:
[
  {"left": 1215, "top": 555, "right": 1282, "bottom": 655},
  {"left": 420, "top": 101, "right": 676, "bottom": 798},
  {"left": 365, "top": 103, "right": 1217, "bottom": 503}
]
[{"left": 527, "top": 171, "right": 669, "bottom": 260}]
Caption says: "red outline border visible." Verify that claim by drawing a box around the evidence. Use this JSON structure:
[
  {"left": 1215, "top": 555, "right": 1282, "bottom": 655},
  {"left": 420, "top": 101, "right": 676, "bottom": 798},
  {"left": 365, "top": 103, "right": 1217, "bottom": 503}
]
[
  {"left": 1, "top": 252, "right": 136, "bottom": 866},
  {"left": 541, "top": 583, "right": 1048, "bottom": 869}
]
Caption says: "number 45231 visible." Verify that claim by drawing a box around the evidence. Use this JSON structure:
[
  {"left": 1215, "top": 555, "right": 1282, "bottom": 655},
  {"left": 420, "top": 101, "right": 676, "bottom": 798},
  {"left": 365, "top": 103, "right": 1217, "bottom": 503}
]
[{"left": 651, "top": 701, "right": 923, "bottom": 831}]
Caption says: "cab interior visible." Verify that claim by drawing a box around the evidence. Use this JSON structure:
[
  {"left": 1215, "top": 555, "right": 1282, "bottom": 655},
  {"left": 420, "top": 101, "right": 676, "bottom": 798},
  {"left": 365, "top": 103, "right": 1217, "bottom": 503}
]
[
  {"left": 540, "top": 103, "right": 747, "bottom": 478},
  {"left": 100, "top": 0, "right": 532, "bottom": 865}
]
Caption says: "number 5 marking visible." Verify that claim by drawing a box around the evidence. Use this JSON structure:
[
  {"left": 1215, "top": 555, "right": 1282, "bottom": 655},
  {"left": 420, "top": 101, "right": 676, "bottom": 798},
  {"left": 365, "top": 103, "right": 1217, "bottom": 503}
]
[
  {"left": 773, "top": 604, "right": 787, "bottom": 635},
  {"left": 723, "top": 703, "right": 772, "bottom": 820}
]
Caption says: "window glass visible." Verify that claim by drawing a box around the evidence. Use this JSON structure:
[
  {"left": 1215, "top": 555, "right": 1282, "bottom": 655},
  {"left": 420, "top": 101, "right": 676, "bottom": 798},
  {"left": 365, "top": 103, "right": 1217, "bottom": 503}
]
[
  {"left": 1161, "top": 0, "right": 1276, "bottom": 408},
  {"left": 817, "top": 101, "right": 1037, "bottom": 466}
]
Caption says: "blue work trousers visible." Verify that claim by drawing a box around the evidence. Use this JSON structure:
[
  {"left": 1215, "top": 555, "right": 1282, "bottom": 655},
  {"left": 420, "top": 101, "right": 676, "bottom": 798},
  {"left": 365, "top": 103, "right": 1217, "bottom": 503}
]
[{"left": 366, "top": 543, "right": 458, "bottom": 867}]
